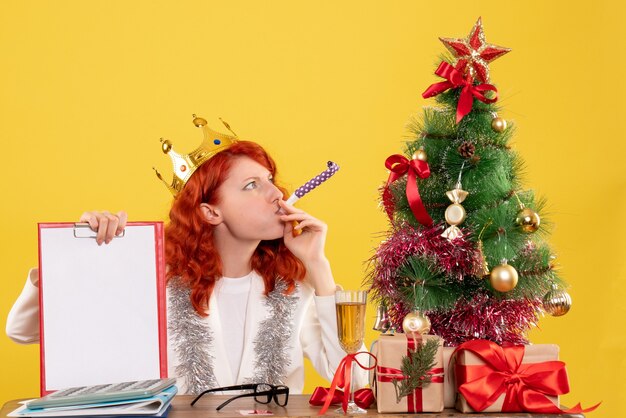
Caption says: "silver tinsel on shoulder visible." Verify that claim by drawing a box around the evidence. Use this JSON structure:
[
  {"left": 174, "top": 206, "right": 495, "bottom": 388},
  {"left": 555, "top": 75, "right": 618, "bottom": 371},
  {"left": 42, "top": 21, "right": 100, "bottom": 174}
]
[
  {"left": 244, "top": 278, "right": 298, "bottom": 386},
  {"left": 168, "top": 277, "right": 218, "bottom": 395}
]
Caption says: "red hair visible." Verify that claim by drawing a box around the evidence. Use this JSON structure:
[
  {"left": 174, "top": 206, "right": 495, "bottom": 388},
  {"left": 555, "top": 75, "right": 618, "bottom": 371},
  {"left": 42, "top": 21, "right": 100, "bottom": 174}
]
[{"left": 164, "top": 141, "right": 306, "bottom": 316}]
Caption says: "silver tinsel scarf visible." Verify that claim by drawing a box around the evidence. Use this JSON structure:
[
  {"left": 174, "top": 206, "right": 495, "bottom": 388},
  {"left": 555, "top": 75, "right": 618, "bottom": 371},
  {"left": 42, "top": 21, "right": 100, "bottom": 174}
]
[
  {"left": 168, "top": 277, "right": 297, "bottom": 394},
  {"left": 244, "top": 279, "right": 298, "bottom": 386},
  {"left": 168, "top": 278, "right": 218, "bottom": 395}
]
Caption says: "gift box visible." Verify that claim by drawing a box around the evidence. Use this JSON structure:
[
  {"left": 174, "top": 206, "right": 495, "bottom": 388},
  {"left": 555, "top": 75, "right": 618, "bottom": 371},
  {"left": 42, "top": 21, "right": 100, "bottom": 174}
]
[
  {"left": 443, "top": 346, "right": 456, "bottom": 408},
  {"left": 453, "top": 339, "right": 565, "bottom": 413},
  {"left": 371, "top": 333, "right": 444, "bottom": 413}
]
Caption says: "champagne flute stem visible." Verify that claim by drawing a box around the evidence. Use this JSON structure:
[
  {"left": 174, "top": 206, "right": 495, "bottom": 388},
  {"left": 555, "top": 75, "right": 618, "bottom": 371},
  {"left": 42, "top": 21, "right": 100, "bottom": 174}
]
[{"left": 348, "top": 358, "right": 355, "bottom": 406}]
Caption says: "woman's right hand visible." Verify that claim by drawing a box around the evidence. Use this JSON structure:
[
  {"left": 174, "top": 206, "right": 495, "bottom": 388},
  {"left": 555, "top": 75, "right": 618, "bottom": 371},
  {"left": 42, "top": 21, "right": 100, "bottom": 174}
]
[{"left": 79, "top": 211, "right": 128, "bottom": 245}]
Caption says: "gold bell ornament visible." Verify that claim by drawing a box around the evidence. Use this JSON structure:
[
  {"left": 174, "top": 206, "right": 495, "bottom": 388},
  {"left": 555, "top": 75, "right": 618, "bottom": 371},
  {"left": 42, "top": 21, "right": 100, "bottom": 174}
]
[
  {"left": 489, "top": 260, "right": 519, "bottom": 292},
  {"left": 402, "top": 310, "right": 431, "bottom": 336},
  {"left": 373, "top": 303, "right": 392, "bottom": 333},
  {"left": 543, "top": 284, "right": 572, "bottom": 316}
]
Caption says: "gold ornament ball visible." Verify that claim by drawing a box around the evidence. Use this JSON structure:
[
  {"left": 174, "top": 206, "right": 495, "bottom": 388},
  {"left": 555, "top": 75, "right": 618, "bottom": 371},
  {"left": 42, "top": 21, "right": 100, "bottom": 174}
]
[
  {"left": 402, "top": 310, "right": 431, "bottom": 335},
  {"left": 543, "top": 288, "right": 572, "bottom": 316},
  {"left": 515, "top": 207, "right": 541, "bottom": 233},
  {"left": 491, "top": 117, "right": 507, "bottom": 133},
  {"left": 489, "top": 263, "right": 519, "bottom": 292},
  {"left": 412, "top": 147, "right": 428, "bottom": 162}
]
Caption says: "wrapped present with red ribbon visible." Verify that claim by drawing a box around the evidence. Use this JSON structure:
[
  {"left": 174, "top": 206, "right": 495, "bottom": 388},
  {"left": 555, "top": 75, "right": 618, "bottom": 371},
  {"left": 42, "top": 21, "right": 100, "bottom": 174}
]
[
  {"left": 443, "top": 346, "right": 457, "bottom": 408},
  {"left": 453, "top": 339, "right": 600, "bottom": 414},
  {"left": 371, "top": 334, "right": 444, "bottom": 413}
]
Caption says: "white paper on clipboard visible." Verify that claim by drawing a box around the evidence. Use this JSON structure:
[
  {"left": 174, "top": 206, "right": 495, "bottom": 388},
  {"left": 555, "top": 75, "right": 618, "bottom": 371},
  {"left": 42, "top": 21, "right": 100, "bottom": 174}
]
[{"left": 38, "top": 222, "right": 167, "bottom": 395}]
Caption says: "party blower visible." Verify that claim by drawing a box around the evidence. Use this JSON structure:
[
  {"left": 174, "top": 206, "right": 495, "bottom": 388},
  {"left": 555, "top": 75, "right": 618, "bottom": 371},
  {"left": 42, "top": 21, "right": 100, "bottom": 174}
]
[{"left": 285, "top": 161, "right": 340, "bottom": 205}]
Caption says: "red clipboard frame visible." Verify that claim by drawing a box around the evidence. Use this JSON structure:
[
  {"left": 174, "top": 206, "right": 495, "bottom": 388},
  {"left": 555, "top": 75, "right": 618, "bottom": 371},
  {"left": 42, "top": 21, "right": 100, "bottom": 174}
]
[{"left": 37, "top": 221, "right": 167, "bottom": 396}]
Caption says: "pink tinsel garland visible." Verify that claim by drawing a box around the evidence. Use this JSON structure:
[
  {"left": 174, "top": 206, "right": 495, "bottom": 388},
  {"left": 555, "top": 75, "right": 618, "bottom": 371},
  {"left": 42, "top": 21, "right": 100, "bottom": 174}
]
[
  {"left": 387, "top": 294, "right": 541, "bottom": 346},
  {"left": 367, "top": 223, "right": 543, "bottom": 345}
]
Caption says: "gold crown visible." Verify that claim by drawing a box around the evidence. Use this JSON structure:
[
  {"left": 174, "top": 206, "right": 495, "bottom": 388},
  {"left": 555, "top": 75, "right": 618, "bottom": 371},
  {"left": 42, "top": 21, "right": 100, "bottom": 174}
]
[{"left": 154, "top": 115, "right": 238, "bottom": 196}]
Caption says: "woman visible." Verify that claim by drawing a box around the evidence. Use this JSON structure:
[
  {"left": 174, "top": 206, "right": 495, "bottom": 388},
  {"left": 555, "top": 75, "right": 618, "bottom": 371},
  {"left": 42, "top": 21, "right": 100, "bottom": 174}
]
[{"left": 6, "top": 131, "right": 358, "bottom": 394}]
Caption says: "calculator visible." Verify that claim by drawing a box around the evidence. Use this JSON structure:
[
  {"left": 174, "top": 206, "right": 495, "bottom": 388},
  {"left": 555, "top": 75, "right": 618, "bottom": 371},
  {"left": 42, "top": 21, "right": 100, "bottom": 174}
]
[{"left": 28, "top": 378, "right": 177, "bottom": 409}]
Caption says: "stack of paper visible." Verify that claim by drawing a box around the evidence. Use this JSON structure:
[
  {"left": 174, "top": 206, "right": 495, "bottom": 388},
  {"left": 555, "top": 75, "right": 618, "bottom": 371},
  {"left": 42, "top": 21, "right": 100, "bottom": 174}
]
[{"left": 9, "top": 386, "right": 177, "bottom": 418}]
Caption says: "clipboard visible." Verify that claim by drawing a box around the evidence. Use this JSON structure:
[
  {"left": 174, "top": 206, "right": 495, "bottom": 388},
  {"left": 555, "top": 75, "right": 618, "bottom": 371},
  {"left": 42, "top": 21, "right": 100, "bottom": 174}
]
[{"left": 37, "top": 222, "right": 167, "bottom": 396}]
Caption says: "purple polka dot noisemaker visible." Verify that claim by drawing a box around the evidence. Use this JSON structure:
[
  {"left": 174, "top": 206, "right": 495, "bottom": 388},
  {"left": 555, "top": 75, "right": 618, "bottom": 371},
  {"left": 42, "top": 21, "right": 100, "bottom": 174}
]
[{"left": 285, "top": 161, "right": 340, "bottom": 205}]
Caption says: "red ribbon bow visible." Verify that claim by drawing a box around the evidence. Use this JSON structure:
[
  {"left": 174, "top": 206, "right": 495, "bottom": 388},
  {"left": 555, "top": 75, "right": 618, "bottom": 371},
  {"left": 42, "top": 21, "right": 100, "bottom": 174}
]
[
  {"left": 383, "top": 154, "right": 433, "bottom": 226},
  {"left": 453, "top": 339, "right": 600, "bottom": 414},
  {"left": 309, "top": 387, "right": 375, "bottom": 410},
  {"left": 314, "top": 352, "right": 377, "bottom": 415},
  {"left": 422, "top": 61, "right": 498, "bottom": 123}
]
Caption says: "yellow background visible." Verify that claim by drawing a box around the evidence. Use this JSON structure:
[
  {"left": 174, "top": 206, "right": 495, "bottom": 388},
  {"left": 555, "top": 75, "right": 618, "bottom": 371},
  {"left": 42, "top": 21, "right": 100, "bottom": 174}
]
[{"left": 1, "top": 1, "right": 624, "bottom": 416}]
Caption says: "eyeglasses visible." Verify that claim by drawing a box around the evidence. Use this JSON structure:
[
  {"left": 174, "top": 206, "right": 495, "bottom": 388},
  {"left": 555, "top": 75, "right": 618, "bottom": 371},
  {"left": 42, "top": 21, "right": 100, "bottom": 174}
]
[{"left": 190, "top": 383, "right": 289, "bottom": 411}]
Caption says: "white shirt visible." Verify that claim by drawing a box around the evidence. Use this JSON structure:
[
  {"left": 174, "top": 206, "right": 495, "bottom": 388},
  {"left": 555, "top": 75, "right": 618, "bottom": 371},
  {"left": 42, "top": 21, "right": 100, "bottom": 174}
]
[{"left": 214, "top": 273, "right": 253, "bottom": 382}]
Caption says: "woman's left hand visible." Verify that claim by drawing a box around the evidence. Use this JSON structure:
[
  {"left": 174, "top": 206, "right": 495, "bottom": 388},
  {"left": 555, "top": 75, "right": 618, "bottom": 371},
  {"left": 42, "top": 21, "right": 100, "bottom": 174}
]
[
  {"left": 280, "top": 200, "right": 327, "bottom": 265},
  {"left": 279, "top": 200, "right": 336, "bottom": 296}
]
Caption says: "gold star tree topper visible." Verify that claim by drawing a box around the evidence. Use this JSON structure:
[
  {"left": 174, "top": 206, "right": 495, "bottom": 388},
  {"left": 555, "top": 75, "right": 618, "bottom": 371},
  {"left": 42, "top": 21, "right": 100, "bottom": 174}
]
[{"left": 439, "top": 17, "right": 511, "bottom": 83}]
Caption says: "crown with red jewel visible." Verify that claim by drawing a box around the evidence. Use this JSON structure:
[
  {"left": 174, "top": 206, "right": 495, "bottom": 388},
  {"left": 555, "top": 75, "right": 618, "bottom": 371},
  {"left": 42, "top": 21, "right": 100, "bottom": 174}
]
[{"left": 154, "top": 115, "right": 238, "bottom": 196}]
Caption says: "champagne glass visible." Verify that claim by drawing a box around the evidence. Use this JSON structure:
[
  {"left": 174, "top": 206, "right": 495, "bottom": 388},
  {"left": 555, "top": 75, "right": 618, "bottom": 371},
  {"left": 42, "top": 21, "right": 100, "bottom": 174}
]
[{"left": 335, "top": 290, "right": 367, "bottom": 414}]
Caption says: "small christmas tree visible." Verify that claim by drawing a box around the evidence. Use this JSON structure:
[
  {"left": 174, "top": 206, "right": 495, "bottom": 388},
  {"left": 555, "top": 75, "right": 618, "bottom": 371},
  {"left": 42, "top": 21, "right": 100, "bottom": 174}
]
[{"left": 367, "top": 18, "right": 572, "bottom": 346}]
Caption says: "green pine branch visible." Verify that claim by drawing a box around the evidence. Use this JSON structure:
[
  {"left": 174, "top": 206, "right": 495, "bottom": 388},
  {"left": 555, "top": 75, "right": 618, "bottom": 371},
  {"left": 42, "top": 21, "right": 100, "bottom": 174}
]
[
  {"left": 392, "top": 338, "right": 440, "bottom": 402},
  {"left": 395, "top": 255, "right": 471, "bottom": 311}
]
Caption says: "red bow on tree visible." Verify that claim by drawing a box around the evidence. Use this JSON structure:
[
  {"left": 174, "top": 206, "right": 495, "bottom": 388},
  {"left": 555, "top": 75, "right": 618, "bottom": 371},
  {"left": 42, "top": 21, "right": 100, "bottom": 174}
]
[
  {"left": 422, "top": 61, "right": 498, "bottom": 123},
  {"left": 453, "top": 339, "right": 600, "bottom": 414},
  {"left": 383, "top": 154, "right": 433, "bottom": 227}
]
